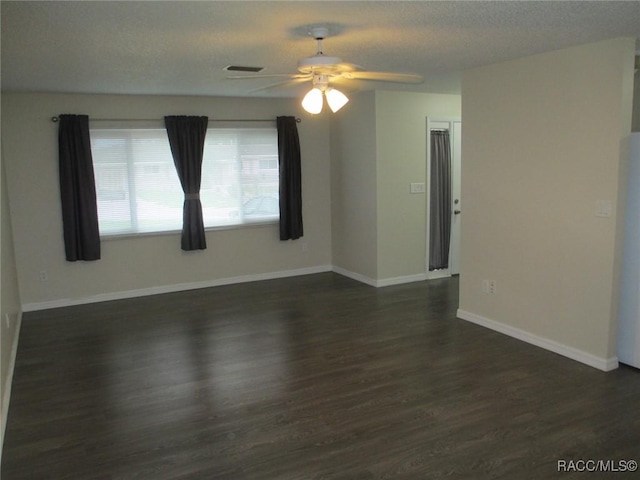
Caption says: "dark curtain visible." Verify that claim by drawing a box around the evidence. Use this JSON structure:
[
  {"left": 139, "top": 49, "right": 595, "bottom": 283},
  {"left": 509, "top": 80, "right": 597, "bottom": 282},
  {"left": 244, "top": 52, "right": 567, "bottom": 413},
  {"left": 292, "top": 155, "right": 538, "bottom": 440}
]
[
  {"left": 277, "top": 116, "right": 303, "bottom": 240},
  {"left": 429, "top": 130, "right": 452, "bottom": 271},
  {"left": 164, "top": 116, "right": 209, "bottom": 251},
  {"left": 58, "top": 114, "right": 101, "bottom": 261}
]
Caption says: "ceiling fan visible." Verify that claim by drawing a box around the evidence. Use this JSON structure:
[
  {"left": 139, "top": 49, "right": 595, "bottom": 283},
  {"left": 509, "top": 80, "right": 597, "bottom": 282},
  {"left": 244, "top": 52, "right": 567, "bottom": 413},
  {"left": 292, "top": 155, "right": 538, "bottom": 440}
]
[{"left": 227, "top": 26, "right": 424, "bottom": 114}]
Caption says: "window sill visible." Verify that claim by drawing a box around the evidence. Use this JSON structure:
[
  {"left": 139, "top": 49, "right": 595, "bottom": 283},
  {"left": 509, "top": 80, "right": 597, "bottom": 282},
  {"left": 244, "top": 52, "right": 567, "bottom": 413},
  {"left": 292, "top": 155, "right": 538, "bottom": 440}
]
[{"left": 100, "top": 219, "right": 279, "bottom": 241}]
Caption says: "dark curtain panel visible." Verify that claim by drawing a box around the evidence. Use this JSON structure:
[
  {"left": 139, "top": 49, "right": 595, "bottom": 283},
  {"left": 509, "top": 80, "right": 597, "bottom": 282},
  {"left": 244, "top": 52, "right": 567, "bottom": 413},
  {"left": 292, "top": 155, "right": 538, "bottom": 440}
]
[
  {"left": 277, "top": 116, "right": 303, "bottom": 240},
  {"left": 429, "top": 130, "right": 452, "bottom": 271},
  {"left": 58, "top": 114, "right": 101, "bottom": 261},
  {"left": 164, "top": 116, "right": 209, "bottom": 251}
]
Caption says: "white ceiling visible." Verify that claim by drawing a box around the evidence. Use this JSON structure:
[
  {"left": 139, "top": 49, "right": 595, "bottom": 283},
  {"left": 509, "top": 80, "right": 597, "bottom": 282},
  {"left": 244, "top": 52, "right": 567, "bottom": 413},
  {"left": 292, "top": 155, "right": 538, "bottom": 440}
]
[{"left": 2, "top": 1, "right": 639, "bottom": 98}]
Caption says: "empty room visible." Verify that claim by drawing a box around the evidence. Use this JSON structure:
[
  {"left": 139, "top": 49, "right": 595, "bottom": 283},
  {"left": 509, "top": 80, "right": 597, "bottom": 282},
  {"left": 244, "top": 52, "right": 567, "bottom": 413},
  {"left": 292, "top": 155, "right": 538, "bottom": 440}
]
[{"left": 2, "top": 1, "right": 640, "bottom": 478}]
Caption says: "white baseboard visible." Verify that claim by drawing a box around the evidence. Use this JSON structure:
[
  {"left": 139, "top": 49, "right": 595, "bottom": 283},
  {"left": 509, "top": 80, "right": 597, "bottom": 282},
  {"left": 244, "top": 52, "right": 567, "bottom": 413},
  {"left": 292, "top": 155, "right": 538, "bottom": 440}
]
[
  {"left": 22, "top": 265, "right": 333, "bottom": 312},
  {"left": 331, "top": 266, "right": 378, "bottom": 287},
  {"left": 457, "top": 309, "right": 618, "bottom": 372},
  {"left": 1, "top": 312, "right": 22, "bottom": 458},
  {"left": 22, "top": 264, "right": 435, "bottom": 312},
  {"left": 426, "top": 269, "right": 451, "bottom": 280},
  {"left": 331, "top": 267, "right": 427, "bottom": 288},
  {"left": 23, "top": 263, "right": 443, "bottom": 312},
  {"left": 377, "top": 273, "right": 428, "bottom": 287}
]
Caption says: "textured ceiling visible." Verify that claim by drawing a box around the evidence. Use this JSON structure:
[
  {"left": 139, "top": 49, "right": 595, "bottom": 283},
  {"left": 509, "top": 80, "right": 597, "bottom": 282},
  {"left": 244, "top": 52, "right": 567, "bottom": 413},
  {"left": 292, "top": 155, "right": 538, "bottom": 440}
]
[{"left": 2, "top": 1, "right": 639, "bottom": 98}]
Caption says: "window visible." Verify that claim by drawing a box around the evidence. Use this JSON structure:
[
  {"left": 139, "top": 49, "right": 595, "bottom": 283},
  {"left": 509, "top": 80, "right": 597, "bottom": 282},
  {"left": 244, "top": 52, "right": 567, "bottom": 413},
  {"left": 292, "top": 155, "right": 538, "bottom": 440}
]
[{"left": 90, "top": 127, "right": 279, "bottom": 236}]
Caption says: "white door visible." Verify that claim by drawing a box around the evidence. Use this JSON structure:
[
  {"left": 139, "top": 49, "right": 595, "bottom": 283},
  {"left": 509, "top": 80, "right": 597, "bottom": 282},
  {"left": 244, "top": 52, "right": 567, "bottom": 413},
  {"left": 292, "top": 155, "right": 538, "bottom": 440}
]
[
  {"left": 426, "top": 119, "right": 462, "bottom": 279},
  {"left": 449, "top": 121, "right": 462, "bottom": 275}
]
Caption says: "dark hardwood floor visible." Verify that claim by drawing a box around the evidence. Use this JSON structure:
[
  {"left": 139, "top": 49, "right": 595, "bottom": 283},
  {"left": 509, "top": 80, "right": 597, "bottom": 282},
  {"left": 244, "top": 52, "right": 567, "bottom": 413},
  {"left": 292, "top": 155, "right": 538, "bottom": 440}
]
[{"left": 2, "top": 273, "right": 639, "bottom": 479}]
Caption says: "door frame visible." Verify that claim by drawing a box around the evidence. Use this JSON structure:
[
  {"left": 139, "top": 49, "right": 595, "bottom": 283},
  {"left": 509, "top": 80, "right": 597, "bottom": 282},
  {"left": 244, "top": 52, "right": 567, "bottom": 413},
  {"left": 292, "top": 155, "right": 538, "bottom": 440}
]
[{"left": 426, "top": 117, "right": 461, "bottom": 280}]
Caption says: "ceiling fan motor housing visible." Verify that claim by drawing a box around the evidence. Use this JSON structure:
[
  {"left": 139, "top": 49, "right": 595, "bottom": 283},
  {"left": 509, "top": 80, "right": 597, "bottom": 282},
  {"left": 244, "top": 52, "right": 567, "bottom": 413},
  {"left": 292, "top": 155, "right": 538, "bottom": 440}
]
[{"left": 297, "top": 55, "right": 345, "bottom": 75}]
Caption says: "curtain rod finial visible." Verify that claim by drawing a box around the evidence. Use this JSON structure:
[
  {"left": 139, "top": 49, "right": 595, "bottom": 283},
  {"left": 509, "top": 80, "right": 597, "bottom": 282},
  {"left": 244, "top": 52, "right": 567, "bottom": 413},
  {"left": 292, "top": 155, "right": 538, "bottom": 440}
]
[{"left": 52, "top": 116, "right": 59, "bottom": 122}]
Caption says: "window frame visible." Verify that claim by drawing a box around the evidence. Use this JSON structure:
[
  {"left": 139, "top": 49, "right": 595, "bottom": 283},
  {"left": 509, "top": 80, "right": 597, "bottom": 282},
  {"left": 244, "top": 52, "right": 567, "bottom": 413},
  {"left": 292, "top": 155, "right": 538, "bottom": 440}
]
[{"left": 89, "top": 122, "right": 280, "bottom": 239}]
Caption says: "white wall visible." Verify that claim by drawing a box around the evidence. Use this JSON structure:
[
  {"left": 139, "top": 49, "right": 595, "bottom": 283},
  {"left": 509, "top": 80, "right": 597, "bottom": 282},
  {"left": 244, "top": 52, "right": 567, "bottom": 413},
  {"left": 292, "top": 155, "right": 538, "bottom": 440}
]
[
  {"left": 617, "top": 133, "right": 640, "bottom": 367},
  {"left": 330, "top": 90, "right": 461, "bottom": 285},
  {"left": 1, "top": 155, "right": 22, "bottom": 450},
  {"left": 633, "top": 66, "right": 639, "bottom": 132},
  {"left": 375, "top": 91, "right": 461, "bottom": 281},
  {"left": 459, "top": 37, "right": 635, "bottom": 370},
  {"left": 1, "top": 93, "right": 332, "bottom": 309},
  {"left": 330, "top": 90, "right": 379, "bottom": 281}
]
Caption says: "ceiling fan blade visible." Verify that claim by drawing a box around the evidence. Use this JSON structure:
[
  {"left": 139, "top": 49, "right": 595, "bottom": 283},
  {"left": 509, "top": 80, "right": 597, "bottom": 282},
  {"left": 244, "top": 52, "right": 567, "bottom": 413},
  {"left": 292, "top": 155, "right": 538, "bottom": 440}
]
[
  {"left": 342, "top": 71, "right": 423, "bottom": 84},
  {"left": 327, "top": 75, "right": 358, "bottom": 90},
  {"left": 335, "top": 62, "right": 363, "bottom": 73},
  {"left": 248, "top": 77, "right": 310, "bottom": 94}
]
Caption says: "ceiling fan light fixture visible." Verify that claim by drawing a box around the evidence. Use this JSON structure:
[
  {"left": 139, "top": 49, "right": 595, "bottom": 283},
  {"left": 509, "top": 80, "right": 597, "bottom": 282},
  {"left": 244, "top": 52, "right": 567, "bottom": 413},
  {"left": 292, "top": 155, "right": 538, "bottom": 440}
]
[
  {"left": 325, "top": 88, "right": 349, "bottom": 112},
  {"left": 302, "top": 88, "right": 324, "bottom": 114}
]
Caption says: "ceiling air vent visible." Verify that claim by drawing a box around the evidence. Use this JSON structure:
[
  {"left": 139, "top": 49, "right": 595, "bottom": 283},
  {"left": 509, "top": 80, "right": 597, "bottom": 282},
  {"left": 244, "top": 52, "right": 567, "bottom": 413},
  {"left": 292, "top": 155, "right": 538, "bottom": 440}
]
[{"left": 224, "top": 65, "right": 265, "bottom": 73}]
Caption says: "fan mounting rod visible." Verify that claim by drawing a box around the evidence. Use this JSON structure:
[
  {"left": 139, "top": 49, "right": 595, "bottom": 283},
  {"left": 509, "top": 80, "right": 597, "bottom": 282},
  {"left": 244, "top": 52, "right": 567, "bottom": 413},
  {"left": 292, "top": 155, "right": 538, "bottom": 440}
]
[
  {"left": 309, "top": 26, "right": 330, "bottom": 40},
  {"left": 309, "top": 26, "right": 330, "bottom": 55},
  {"left": 298, "top": 26, "right": 344, "bottom": 74}
]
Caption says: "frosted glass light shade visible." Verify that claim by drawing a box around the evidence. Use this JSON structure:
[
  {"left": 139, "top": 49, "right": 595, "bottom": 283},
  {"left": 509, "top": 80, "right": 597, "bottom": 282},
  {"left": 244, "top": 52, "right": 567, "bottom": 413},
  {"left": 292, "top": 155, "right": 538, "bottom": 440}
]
[
  {"left": 301, "top": 88, "right": 323, "bottom": 114},
  {"left": 325, "top": 88, "right": 349, "bottom": 113}
]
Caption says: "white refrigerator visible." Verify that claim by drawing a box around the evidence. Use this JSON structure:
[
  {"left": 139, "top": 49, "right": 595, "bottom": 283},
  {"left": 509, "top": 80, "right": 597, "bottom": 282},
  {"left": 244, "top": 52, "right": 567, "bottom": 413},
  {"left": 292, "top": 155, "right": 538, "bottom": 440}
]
[{"left": 618, "top": 132, "right": 640, "bottom": 369}]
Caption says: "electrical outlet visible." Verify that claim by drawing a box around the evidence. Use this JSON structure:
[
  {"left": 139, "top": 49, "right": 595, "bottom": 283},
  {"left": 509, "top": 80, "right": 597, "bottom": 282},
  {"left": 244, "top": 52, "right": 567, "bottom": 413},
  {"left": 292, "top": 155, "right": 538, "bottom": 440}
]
[
  {"left": 482, "top": 279, "right": 497, "bottom": 294},
  {"left": 39, "top": 270, "right": 48, "bottom": 282},
  {"left": 5, "top": 313, "right": 10, "bottom": 328},
  {"left": 301, "top": 241, "right": 309, "bottom": 252}
]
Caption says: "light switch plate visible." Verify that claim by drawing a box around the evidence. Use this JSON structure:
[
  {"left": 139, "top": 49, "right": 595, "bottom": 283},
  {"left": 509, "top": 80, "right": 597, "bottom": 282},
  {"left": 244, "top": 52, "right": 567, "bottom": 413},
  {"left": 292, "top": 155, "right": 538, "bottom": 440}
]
[
  {"left": 410, "top": 183, "right": 426, "bottom": 194},
  {"left": 595, "top": 200, "right": 613, "bottom": 218}
]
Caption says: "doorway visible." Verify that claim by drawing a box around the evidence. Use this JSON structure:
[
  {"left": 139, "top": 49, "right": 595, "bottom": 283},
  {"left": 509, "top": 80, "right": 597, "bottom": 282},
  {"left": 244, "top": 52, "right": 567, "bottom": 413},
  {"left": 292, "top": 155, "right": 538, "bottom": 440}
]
[{"left": 426, "top": 118, "right": 461, "bottom": 279}]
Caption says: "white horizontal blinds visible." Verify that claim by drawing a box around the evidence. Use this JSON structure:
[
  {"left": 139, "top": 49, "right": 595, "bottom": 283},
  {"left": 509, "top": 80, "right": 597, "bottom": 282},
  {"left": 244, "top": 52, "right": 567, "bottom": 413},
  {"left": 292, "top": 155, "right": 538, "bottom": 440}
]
[
  {"left": 202, "top": 130, "right": 242, "bottom": 226},
  {"left": 91, "top": 130, "right": 132, "bottom": 234},
  {"left": 202, "top": 128, "right": 279, "bottom": 225},
  {"left": 238, "top": 129, "right": 279, "bottom": 221},
  {"left": 90, "top": 126, "right": 279, "bottom": 236},
  {"left": 91, "top": 129, "right": 183, "bottom": 235},
  {"left": 130, "top": 130, "right": 183, "bottom": 232}
]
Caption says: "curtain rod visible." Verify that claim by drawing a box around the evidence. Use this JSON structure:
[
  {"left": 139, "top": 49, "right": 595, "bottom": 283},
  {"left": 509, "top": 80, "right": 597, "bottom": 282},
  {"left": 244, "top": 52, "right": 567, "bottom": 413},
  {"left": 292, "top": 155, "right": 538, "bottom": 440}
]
[{"left": 51, "top": 116, "right": 301, "bottom": 123}]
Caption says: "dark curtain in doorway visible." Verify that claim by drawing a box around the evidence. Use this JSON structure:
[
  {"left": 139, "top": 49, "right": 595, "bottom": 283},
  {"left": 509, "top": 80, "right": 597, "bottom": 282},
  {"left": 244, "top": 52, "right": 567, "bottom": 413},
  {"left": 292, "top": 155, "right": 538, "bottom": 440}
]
[
  {"left": 164, "top": 115, "right": 209, "bottom": 251},
  {"left": 429, "top": 130, "right": 452, "bottom": 271},
  {"left": 58, "top": 114, "right": 101, "bottom": 261},
  {"left": 277, "top": 116, "right": 303, "bottom": 240}
]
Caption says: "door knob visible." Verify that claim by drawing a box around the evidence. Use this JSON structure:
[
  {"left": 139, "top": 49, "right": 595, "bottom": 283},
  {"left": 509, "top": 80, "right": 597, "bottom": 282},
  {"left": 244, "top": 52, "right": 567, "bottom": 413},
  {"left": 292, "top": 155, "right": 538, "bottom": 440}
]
[{"left": 454, "top": 210, "right": 461, "bottom": 214}]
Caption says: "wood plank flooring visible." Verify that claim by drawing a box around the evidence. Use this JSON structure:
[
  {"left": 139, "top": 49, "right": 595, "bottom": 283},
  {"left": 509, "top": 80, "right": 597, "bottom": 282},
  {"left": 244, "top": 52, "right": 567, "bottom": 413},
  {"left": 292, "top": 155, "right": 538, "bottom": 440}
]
[{"left": 2, "top": 273, "right": 640, "bottom": 479}]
